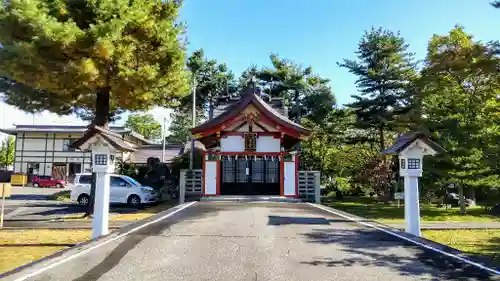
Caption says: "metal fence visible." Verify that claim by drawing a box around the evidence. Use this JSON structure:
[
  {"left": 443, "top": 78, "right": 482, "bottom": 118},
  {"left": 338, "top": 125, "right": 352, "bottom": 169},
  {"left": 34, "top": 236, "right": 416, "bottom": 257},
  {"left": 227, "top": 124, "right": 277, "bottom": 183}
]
[
  {"left": 179, "top": 169, "right": 320, "bottom": 203},
  {"left": 180, "top": 169, "right": 203, "bottom": 196},
  {"left": 298, "top": 170, "right": 321, "bottom": 203}
]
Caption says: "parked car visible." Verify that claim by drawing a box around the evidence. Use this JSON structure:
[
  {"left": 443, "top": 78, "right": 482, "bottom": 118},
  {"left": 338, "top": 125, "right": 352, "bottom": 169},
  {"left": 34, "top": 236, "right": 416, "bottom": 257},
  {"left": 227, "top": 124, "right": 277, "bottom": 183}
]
[
  {"left": 31, "top": 175, "right": 66, "bottom": 188},
  {"left": 70, "top": 173, "right": 157, "bottom": 208},
  {"left": 444, "top": 192, "right": 475, "bottom": 207}
]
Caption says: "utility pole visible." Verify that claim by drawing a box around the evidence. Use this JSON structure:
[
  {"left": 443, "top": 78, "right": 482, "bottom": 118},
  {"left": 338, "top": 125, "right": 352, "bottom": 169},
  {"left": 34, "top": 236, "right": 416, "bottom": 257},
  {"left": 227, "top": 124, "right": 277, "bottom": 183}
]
[
  {"left": 189, "top": 77, "right": 196, "bottom": 170},
  {"left": 161, "top": 116, "right": 167, "bottom": 162}
]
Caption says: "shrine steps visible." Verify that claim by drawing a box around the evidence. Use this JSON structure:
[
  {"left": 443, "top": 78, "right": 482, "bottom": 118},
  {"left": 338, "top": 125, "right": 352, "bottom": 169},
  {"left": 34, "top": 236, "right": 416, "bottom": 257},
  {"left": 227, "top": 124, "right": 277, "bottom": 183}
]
[{"left": 200, "top": 195, "right": 301, "bottom": 203}]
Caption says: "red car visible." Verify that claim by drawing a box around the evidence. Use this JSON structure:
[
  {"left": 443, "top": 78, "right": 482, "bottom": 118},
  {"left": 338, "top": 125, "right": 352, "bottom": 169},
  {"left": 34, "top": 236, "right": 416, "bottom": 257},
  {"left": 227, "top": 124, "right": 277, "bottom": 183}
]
[{"left": 32, "top": 176, "right": 66, "bottom": 188}]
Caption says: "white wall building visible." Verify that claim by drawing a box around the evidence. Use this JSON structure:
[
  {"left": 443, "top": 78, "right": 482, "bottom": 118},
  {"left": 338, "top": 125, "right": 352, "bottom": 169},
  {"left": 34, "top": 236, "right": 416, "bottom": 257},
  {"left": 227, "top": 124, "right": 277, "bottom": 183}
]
[{"left": 0, "top": 125, "right": 183, "bottom": 181}]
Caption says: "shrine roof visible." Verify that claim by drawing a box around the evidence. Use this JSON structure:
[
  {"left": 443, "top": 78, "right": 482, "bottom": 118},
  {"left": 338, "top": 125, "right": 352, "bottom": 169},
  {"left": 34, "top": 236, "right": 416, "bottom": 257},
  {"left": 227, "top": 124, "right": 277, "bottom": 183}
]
[
  {"left": 382, "top": 131, "right": 446, "bottom": 155},
  {"left": 192, "top": 91, "right": 310, "bottom": 136},
  {"left": 71, "top": 125, "right": 136, "bottom": 152}
]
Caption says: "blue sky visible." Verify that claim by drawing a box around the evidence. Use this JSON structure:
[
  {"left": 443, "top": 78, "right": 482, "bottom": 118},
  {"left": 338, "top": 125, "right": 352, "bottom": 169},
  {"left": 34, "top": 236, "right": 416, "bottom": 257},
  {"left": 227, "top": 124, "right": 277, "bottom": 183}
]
[
  {"left": 1, "top": 0, "right": 499, "bottom": 132},
  {"left": 181, "top": 0, "right": 500, "bottom": 106}
]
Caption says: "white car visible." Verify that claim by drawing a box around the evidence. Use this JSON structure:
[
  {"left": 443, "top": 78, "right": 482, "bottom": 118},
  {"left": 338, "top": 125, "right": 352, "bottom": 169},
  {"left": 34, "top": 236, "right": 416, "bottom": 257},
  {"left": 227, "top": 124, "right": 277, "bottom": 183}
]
[{"left": 70, "top": 173, "right": 157, "bottom": 207}]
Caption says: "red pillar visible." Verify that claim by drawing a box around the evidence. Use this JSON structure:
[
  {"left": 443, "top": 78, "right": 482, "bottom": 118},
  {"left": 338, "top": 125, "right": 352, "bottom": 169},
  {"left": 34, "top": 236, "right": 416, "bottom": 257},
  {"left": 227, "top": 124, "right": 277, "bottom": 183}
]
[
  {"left": 295, "top": 152, "right": 300, "bottom": 198},
  {"left": 201, "top": 151, "right": 206, "bottom": 196},
  {"left": 216, "top": 152, "right": 221, "bottom": 196},
  {"left": 280, "top": 153, "right": 284, "bottom": 196}
]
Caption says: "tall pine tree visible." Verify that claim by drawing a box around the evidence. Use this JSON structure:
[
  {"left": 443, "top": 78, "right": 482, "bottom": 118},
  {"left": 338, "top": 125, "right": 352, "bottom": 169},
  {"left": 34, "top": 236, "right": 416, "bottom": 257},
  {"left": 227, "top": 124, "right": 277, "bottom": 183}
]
[
  {"left": 339, "top": 27, "right": 417, "bottom": 151},
  {"left": 0, "top": 0, "right": 189, "bottom": 127},
  {"left": 421, "top": 26, "right": 500, "bottom": 214}
]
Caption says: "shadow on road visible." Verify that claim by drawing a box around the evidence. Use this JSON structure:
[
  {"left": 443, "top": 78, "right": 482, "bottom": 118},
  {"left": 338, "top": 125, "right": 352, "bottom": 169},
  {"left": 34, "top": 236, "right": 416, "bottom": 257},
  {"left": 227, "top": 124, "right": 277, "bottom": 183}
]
[
  {"left": 302, "top": 228, "right": 497, "bottom": 281},
  {"left": 9, "top": 194, "right": 49, "bottom": 201},
  {"left": 268, "top": 215, "right": 331, "bottom": 225},
  {"left": 71, "top": 203, "right": 219, "bottom": 281}
]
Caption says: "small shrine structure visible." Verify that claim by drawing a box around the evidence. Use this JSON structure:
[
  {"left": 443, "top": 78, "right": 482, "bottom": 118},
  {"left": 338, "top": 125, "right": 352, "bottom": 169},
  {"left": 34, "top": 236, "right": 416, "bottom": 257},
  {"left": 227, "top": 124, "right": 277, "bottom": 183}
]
[{"left": 191, "top": 88, "right": 311, "bottom": 197}]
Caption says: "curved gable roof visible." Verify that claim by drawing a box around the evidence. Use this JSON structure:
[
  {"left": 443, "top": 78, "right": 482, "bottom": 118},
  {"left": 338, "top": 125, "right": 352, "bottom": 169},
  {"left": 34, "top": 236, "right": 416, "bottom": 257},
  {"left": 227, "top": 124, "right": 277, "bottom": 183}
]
[{"left": 192, "top": 93, "right": 310, "bottom": 136}]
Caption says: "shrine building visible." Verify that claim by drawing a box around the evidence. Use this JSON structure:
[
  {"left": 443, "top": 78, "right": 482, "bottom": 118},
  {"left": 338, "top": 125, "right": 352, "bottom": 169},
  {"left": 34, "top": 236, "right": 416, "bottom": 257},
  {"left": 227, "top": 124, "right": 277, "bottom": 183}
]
[{"left": 191, "top": 88, "right": 311, "bottom": 197}]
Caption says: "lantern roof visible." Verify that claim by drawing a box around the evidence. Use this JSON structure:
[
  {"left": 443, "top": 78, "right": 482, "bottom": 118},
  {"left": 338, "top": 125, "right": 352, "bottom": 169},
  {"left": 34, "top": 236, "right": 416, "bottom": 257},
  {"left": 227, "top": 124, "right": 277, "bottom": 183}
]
[
  {"left": 382, "top": 131, "right": 446, "bottom": 155},
  {"left": 71, "top": 125, "right": 136, "bottom": 152}
]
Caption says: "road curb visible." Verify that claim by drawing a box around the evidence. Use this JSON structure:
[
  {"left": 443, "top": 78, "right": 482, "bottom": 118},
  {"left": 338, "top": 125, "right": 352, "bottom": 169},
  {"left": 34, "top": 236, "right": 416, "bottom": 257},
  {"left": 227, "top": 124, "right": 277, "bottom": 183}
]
[{"left": 307, "top": 203, "right": 500, "bottom": 276}]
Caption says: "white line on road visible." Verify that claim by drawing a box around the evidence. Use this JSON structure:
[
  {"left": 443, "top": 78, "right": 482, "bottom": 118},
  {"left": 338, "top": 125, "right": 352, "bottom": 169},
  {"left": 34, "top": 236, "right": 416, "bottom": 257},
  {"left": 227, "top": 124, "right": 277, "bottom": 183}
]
[
  {"left": 12, "top": 201, "right": 197, "bottom": 281},
  {"left": 307, "top": 203, "right": 500, "bottom": 276}
]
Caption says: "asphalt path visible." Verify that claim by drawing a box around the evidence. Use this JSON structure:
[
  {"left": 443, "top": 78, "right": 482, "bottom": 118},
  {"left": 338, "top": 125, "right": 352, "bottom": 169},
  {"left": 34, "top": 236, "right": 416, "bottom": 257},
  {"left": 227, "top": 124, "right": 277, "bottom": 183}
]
[{"left": 5, "top": 202, "right": 499, "bottom": 281}]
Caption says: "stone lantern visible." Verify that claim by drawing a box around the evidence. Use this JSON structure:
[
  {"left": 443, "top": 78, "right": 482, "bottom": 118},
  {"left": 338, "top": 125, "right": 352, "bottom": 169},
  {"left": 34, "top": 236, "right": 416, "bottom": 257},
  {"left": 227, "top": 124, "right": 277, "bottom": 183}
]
[
  {"left": 71, "top": 125, "right": 136, "bottom": 238},
  {"left": 383, "top": 131, "right": 445, "bottom": 236}
]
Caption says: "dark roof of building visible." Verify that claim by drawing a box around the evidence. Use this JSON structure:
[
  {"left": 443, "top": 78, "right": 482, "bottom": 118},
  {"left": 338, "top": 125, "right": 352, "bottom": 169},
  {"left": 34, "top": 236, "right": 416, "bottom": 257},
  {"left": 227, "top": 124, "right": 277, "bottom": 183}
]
[
  {"left": 70, "top": 125, "right": 136, "bottom": 152},
  {"left": 130, "top": 144, "right": 184, "bottom": 163},
  {"left": 0, "top": 124, "right": 154, "bottom": 144},
  {"left": 16, "top": 125, "right": 126, "bottom": 130},
  {"left": 213, "top": 94, "right": 287, "bottom": 118},
  {"left": 192, "top": 90, "right": 310, "bottom": 136},
  {"left": 382, "top": 131, "right": 446, "bottom": 155},
  {"left": 181, "top": 140, "right": 206, "bottom": 153}
]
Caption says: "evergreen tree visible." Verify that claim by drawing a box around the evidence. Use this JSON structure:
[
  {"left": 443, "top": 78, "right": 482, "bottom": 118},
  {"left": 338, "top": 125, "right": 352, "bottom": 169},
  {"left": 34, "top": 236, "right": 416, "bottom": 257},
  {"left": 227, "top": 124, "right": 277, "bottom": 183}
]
[
  {"left": 255, "top": 54, "right": 335, "bottom": 123},
  {"left": 0, "top": 0, "right": 189, "bottom": 127},
  {"left": 185, "top": 49, "right": 236, "bottom": 120},
  {"left": 339, "top": 27, "right": 417, "bottom": 151},
  {"left": 421, "top": 26, "right": 500, "bottom": 214},
  {"left": 167, "top": 110, "right": 205, "bottom": 144},
  {"left": 0, "top": 136, "right": 15, "bottom": 168},
  {"left": 124, "top": 113, "right": 162, "bottom": 141}
]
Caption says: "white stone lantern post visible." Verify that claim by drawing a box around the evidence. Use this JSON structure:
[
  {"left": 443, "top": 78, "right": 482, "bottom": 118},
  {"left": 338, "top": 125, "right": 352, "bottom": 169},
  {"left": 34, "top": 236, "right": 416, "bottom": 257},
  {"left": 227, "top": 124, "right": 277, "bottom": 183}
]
[
  {"left": 383, "top": 132, "right": 445, "bottom": 237},
  {"left": 89, "top": 139, "right": 116, "bottom": 238},
  {"left": 71, "top": 125, "right": 136, "bottom": 238}
]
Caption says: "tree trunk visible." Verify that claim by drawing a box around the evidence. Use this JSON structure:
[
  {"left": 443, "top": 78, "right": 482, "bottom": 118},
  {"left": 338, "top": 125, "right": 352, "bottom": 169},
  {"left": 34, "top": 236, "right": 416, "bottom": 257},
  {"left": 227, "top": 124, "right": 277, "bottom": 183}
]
[
  {"left": 208, "top": 101, "right": 214, "bottom": 120},
  {"left": 84, "top": 172, "right": 97, "bottom": 217},
  {"left": 458, "top": 183, "right": 466, "bottom": 215},
  {"left": 468, "top": 187, "right": 476, "bottom": 202},
  {"left": 93, "top": 88, "right": 111, "bottom": 128},
  {"left": 85, "top": 88, "right": 111, "bottom": 217},
  {"left": 294, "top": 90, "right": 300, "bottom": 123},
  {"left": 378, "top": 126, "right": 385, "bottom": 152}
]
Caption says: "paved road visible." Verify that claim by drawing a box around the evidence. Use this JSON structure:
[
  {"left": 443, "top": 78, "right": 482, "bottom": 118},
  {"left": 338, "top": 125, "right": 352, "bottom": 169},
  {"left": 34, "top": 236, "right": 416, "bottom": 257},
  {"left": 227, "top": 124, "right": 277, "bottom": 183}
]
[{"left": 6, "top": 202, "right": 498, "bottom": 281}]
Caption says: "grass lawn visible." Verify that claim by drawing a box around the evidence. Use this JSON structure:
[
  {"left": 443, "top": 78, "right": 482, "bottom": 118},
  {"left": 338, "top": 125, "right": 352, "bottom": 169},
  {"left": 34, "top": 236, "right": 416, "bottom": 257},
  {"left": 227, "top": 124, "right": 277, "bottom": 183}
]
[
  {"left": 323, "top": 196, "right": 500, "bottom": 223},
  {"left": 423, "top": 229, "right": 500, "bottom": 265},
  {"left": 46, "top": 190, "right": 71, "bottom": 201},
  {"left": 0, "top": 229, "right": 91, "bottom": 274}
]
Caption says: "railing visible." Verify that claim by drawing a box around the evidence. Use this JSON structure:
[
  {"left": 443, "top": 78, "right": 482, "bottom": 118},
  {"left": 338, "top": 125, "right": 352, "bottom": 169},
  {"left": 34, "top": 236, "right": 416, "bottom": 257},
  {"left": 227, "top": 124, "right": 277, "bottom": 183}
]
[
  {"left": 180, "top": 169, "right": 203, "bottom": 196},
  {"left": 298, "top": 170, "right": 321, "bottom": 203},
  {"left": 179, "top": 169, "right": 321, "bottom": 203}
]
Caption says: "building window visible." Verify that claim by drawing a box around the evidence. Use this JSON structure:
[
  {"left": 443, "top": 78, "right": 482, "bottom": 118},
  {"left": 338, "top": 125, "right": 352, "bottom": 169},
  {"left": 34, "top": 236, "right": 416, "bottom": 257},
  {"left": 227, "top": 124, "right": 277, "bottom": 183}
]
[
  {"left": 244, "top": 133, "right": 256, "bottom": 152},
  {"left": 27, "top": 162, "right": 40, "bottom": 175},
  {"left": 265, "top": 158, "right": 280, "bottom": 183},
  {"left": 94, "top": 154, "right": 107, "bottom": 165},
  {"left": 110, "top": 176, "right": 129, "bottom": 187},
  {"left": 251, "top": 158, "right": 265, "bottom": 183},
  {"left": 63, "top": 139, "right": 75, "bottom": 152},
  {"left": 400, "top": 159, "right": 406, "bottom": 169},
  {"left": 407, "top": 158, "right": 421, "bottom": 169}
]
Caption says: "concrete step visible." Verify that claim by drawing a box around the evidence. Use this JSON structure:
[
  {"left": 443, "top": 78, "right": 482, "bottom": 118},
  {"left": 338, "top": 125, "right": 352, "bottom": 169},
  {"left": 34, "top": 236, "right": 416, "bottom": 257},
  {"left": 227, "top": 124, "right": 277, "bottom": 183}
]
[{"left": 200, "top": 195, "right": 301, "bottom": 203}]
